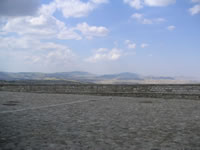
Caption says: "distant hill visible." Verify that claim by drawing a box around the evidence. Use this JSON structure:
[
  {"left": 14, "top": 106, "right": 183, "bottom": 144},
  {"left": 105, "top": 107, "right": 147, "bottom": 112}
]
[
  {"left": 145, "top": 76, "right": 174, "bottom": 80},
  {"left": 0, "top": 71, "right": 142, "bottom": 81},
  {"left": 0, "top": 79, "right": 84, "bottom": 85},
  {"left": 99, "top": 72, "right": 142, "bottom": 80},
  {"left": 0, "top": 71, "right": 198, "bottom": 84},
  {"left": 0, "top": 71, "right": 95, "bottom": 82}
]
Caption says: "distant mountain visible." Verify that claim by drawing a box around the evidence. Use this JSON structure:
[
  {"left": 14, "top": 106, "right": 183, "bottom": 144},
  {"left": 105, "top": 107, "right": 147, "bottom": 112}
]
[
  {"left": 0, "top": 72, "right": 46, "bottom": 80},
  {"left": 50, "top": 71, "right": 94, "bottom": 77},
  {"left": 99, "top": 72, "right": 142, "bottom": 80},
  {"left": 0, "top": 71, "right": 198, "bottom": 84},
  {"left": 0, "top": 71, "right": 142, "bottom": 81},
  {"left": 0, "top": 72, "right": 12, "bottom": 80},
  {"left": 145, "top": 76, "right": 174, "bottom": 80},
  {"left": 47, "top": 71, "right": 95, "bottom": 80},
  {"left": 0, "top": 71, "right": 95, "bottom": 84}
]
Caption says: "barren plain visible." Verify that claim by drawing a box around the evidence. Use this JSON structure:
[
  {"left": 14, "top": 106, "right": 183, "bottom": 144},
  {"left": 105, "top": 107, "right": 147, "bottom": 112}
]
[{"left": 0, "top": 91, "right": 200, "bottom": 150}]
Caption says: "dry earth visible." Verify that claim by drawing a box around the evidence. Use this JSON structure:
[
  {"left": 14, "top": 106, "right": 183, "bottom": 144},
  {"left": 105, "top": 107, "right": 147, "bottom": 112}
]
[{"left": 0, "top": 91, "right": 200, "bottom": 150}]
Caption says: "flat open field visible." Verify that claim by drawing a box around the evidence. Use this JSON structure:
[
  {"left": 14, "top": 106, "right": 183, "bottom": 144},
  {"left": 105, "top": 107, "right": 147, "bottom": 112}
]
[{"left": 0, "top": 92, "right": 200, "bottom": 150}]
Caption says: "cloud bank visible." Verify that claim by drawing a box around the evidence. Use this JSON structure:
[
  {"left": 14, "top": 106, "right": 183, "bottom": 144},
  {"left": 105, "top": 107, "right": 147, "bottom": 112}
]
[{"left": 124, "top": 0, "right": 176, "bottom": 9}]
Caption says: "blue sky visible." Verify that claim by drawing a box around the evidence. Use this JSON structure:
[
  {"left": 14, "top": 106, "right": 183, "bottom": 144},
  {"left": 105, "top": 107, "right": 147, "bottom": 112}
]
[{"left": 0, "top": 0, "right": 200, "bottom": 77}]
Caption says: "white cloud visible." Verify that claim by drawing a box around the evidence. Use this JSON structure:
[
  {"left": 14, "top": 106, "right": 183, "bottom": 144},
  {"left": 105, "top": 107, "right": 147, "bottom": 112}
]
[
  {"left": 1, "top": 0, "right": 110, "bottom": 41},
  {"left": 125, "top": 40, "right": 136, "bottom": 49},
  {"left": 131, "top": 13, "right": 165, "bottom": 24},
  {"left": 144, "top": 0, "right": 176, "bottom": 7},
  {"left": 96, "top": 48, "right": 108, "bottom": 53},
  {"left": 39, "top": 2, "right": 57, "bottom": 16},
  {"left": 76, "top": 22, "right": 109, "bottom": 39},
  {"left": 0, "top": 0, "right": 110, "bottom": 72},
  {"left": 154, "top": 18, "right": 166, "bottom": 22},
  {"left": 44, "top": 49, "right": 76, "bottom": 66},
  {"left": 189, "top": 4, "right": 200, "bottom": 15},
  {"left": 0, "top": 36, "right": 71, "bottom": 52},
  {"left": 0, "top": 35, "right": 81, "bottom": 72},
  {"left": 91, "top": 0, "right": 109, "bottom": 4},
  {"left": 109, "top": 49, "right": 122, "bottom": 60},
  {"left": 24, "top": 48, "right": 76, "bottom": 69},
  {"left": 0, "top": 36, "right": 31, "bottom": 50},
  {"left": 128, "top": 43, "right": 137, "bottom": 49},
  {"left": 37, "top": 0, "right": 108, "bottom": 18},
  {"left": 141, "top": 43, "right": 149, "bottom": 48},
  {"left": 55, "top": 0, "right": 94, "bottom": 18},
  {"left": 0, "top": 36, "right": 77, "bottom": 68},
  {"left": 36, "top": 0, "right": 108, "bottom": 18},
  {"left": 167, "top": 25, "right": 176, "bottom": 31},
  {"left": 124, "top": 0, "right": 175, "bottom": 9},
  {"left": 2, "top": 15, "right": 82, "bottom": 40},
  {"left": 55, "top": 0, "right": 108, "bottom": 18},
  {"left": 131, "top": 13, "right": 143, "bottom": 19},
  {"left": 57, "top": 28, "right": 82, "bottom": 40},
  {"left": 124, "top": 0, "right": 143, "bottom": 9},
  {"left": 192, "top": 0, "right": 200, "bottom": 3},
  {"left": 86, "top": 48, "right": 122, "bottom": 62},
  {"left": 142, "top": 18, "right": 153, "bottom": 24},
  {"left": 189, "top": 0, "right": 200, "bottom": 15}
]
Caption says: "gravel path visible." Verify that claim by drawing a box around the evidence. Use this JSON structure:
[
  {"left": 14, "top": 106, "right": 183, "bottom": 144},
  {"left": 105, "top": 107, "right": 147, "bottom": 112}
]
[{"left": 0, "top": 91, "right": 200, "bottom": 150}]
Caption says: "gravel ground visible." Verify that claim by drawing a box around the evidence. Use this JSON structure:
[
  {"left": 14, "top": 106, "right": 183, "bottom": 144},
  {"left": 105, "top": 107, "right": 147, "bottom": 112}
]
[{"left": 0, "top": 91, "right": 200, "bottom": 150}]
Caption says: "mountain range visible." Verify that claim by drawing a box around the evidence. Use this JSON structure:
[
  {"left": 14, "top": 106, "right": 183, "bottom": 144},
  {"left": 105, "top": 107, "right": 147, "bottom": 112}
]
[{"left": 0, "top": 71, "right": 198, "bottom": 84}]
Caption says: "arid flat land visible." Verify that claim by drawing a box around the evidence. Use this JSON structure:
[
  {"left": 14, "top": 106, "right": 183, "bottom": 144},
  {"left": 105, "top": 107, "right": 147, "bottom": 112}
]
[{"left": 0, "top": 91, "right": 200, "bottom": 150}]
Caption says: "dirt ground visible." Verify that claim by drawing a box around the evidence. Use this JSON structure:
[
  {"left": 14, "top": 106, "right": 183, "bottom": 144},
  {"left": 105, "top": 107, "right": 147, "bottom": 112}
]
[{"left": 0, "top": 91, "right": 200, "bottom": 150}]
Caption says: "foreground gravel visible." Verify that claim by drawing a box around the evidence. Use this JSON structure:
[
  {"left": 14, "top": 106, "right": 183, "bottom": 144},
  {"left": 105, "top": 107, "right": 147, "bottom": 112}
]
[{"left": 0, "top": 91, "right": 200, "bottom": 150}]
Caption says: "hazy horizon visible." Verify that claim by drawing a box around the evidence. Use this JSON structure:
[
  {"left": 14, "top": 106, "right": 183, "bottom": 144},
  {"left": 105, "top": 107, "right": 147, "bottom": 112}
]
[
  {"left": 0, "top": 0, "right": 200, "bottom": 78},
  {"left": 1, "top": 70, "right": 200, "bottom": 80}
]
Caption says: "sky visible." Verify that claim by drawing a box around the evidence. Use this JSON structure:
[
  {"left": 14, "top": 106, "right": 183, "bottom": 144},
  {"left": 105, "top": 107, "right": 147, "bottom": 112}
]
[{"left": 0, "top": 0, "right": 200, "bottom": 77}]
